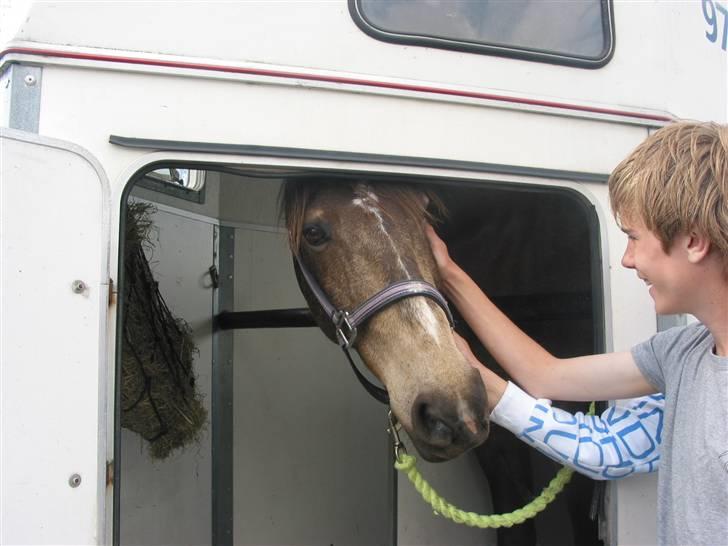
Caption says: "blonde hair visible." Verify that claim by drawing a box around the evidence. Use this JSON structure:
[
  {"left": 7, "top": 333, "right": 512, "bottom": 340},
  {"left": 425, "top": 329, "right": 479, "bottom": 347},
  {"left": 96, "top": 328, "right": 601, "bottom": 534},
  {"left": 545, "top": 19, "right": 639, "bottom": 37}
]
[{"left": 609, "top": 121, "right": 728, "bottom": 271}]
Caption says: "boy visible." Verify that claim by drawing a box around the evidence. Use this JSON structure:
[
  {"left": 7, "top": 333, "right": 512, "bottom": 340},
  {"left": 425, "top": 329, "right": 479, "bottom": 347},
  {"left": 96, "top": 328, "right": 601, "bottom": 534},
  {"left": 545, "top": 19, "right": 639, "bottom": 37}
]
[{"left": 428, "top": 121, "right": 728, "bottom": 545}]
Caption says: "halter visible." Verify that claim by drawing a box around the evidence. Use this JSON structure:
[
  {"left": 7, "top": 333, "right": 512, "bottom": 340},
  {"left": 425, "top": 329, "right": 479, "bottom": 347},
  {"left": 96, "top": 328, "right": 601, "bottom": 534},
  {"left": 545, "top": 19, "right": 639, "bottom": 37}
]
[
  {"left": 296, "top": 254, "right": 581, "bottom": 531},
  {"left": 294, "top": 255, "right": 454, "bottom": 405}
]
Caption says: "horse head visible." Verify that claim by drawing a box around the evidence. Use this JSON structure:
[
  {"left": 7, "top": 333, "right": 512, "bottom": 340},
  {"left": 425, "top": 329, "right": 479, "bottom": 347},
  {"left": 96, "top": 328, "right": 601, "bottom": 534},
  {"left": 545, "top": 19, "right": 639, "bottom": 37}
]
[{"left": 281, "top": 178, "right": 489, "bottom": 462}]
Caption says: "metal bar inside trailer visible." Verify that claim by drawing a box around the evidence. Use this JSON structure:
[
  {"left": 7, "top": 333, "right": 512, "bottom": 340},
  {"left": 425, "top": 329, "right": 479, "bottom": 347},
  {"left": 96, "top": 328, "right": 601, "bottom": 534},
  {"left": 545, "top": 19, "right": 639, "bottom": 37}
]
[{"left": 216, "top": 308, "right": 315, "bottom": 330}]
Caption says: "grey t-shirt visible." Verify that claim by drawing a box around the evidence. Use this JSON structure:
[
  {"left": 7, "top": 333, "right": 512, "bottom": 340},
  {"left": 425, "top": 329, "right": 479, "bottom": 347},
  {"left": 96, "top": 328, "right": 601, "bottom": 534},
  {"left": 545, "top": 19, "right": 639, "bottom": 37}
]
[{"left": 632, "top": 323, "right": 728, "bottom": 546}]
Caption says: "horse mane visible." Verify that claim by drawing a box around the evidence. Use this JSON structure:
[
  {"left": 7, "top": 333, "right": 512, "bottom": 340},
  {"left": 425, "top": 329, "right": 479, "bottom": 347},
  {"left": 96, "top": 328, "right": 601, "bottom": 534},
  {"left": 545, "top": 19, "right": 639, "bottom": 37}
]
[{"left": 279, "top": 177, "right": 445, "bottom": 255}]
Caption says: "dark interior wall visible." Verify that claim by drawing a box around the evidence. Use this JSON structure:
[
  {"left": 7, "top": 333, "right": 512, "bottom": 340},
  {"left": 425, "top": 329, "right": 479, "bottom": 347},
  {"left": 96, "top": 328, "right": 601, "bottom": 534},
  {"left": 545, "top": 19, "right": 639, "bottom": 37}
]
[
  {"left": 434, "top": 182, "right": 603, "bottom": 546},
  {"left": 436, "top": 183, "right": 599, "bottom": 360}
]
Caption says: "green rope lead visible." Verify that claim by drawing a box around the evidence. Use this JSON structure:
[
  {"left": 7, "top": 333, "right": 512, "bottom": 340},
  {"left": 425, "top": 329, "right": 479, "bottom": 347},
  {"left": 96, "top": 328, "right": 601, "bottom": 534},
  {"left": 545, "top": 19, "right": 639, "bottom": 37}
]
[
  {"left": 391, "top": 402, "right": 595, "bottom": 529},
  {"left": 394, "top": 454, "right": 575, "bottom": 528}
]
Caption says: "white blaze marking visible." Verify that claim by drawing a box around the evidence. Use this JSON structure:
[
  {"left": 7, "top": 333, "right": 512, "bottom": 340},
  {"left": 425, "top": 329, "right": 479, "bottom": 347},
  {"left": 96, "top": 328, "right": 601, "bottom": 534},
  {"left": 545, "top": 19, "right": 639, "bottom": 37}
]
[
  {"left": 352, "top": 184, "right": 443, "bottom": 346},
  {"left": 352, "top": 185, "right": 409, "bottom": 277},
  {"left": 412, "top": 299, "right": 444, "bottom": 344}
]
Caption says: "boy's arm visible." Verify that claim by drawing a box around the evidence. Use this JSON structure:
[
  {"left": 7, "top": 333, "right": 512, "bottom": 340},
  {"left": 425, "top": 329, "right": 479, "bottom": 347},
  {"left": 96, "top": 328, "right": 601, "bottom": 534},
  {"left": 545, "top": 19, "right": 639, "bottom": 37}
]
[
  {"left": 428, "top": 226, "right": 656, "bottom": 401},
  {"left": 455, "top": 334, "right": 662, "bottom": 479},
  {"left": 492, "top": 383, "right": 663, "bottom": 479}
]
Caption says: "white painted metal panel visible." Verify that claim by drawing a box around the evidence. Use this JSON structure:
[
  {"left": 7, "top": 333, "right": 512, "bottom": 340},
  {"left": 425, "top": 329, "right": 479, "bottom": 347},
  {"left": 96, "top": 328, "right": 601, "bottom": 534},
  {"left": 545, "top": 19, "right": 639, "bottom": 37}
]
[
  {"left": 35, "top": 65, "right": 647, "bottom": 184},
  {"left": 7, "top": 2, "right": 726, "bottom": 121},
  {"left": 1, "top": 128, "right": 110, "bottom": 545}
]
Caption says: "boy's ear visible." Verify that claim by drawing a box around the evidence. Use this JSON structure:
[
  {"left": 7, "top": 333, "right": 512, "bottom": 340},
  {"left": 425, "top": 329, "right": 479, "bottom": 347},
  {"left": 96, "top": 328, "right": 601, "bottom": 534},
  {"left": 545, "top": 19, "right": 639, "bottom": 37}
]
[{"left": 686, "top": 231, "right": 712, "bottom": 264}]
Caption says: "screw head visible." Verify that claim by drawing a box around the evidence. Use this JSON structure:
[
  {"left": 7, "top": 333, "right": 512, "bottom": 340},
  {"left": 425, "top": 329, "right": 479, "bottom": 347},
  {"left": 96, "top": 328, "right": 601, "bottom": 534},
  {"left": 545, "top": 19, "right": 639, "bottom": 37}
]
[
  {"left": 23, "top": 74, "right": 36, "bottom": 86},
  {"left": 71, "top": 280, "right": 86, "bottom": 294},
  {"left": 69, "top": 474, "right": 82, "bottom": 488}
]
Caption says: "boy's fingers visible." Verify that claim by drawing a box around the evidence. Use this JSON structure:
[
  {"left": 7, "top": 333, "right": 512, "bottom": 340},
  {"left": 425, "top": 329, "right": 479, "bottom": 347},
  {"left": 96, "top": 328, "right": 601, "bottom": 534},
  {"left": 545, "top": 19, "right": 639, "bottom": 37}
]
[{"left": 425, "top": 224, "right": 449, "bottom": 267}]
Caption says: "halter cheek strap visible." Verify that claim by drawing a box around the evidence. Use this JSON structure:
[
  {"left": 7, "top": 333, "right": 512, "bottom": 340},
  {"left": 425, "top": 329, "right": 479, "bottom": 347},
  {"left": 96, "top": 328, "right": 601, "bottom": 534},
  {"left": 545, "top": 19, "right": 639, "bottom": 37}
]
[{"left": 294, "top": 255, "right": 455, "bottom": 405}]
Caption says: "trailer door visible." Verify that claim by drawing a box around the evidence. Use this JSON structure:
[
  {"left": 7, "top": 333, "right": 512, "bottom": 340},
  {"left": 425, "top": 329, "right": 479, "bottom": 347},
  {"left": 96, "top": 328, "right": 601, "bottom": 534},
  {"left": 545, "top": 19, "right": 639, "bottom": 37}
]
[{"left": 1, "top": 128, "right": 110, "bottom": 545}]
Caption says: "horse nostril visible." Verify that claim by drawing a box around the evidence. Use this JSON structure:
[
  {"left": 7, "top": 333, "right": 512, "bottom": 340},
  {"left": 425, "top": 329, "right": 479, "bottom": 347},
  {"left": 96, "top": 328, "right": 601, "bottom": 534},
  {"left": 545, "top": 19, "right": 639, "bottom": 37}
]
[{"left": 415, "top": 399, "right": 454, "bottom": 447}]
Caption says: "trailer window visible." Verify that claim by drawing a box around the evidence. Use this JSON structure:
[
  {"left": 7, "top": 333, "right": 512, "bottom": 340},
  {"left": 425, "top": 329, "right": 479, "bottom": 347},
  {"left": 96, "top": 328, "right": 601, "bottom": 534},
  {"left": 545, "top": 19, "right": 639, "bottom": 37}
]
[
  {"left": 137, "top": 168, "right": 207, "bottom": 203},
  {"left": 148, "top": 168, "right": 206, "bottom": 191},
  {"left": 349, "top": 0, "right": 613, "bottom": 68}
]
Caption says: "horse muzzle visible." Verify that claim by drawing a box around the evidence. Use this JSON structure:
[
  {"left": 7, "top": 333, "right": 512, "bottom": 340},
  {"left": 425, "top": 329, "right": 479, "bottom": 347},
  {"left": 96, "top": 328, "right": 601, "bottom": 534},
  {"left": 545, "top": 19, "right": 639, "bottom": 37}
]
[{"left": 407, "top": 381, "right": 490, "bottom": 462}]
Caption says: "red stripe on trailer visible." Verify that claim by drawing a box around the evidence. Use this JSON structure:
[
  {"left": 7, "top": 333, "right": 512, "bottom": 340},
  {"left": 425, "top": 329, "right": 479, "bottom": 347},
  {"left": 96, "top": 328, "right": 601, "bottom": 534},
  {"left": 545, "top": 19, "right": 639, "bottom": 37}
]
[{"left": 1, "top": 46, "right": 674, "bottom": 123}]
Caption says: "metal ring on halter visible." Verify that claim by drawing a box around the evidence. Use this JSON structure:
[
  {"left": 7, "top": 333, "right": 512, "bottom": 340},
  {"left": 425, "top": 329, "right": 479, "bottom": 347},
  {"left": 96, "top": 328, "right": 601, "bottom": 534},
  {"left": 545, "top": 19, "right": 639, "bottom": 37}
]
[{"left": 333, "top": 310, "right": 357, "bottom": 349}]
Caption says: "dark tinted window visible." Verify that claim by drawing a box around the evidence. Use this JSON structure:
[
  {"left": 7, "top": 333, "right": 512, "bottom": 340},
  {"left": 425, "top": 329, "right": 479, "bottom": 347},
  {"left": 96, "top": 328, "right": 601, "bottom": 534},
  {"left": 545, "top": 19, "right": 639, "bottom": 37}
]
[{"left": 351, "top": 0, "right": 613, "bottom": 67}]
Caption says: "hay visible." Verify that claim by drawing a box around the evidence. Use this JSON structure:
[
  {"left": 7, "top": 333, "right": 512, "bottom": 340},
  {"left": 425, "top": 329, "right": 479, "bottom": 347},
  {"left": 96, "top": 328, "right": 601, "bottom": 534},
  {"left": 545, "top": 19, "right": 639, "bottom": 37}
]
[{"left": 121, "top": 202, "right": 207, "bottom": 459}]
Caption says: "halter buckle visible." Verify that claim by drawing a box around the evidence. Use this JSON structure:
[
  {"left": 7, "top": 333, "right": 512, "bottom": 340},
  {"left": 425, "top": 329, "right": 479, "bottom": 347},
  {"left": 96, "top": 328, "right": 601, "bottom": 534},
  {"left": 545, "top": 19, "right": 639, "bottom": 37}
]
[{"left": 333, "top": 310, "right": 357, "bottom": 349}]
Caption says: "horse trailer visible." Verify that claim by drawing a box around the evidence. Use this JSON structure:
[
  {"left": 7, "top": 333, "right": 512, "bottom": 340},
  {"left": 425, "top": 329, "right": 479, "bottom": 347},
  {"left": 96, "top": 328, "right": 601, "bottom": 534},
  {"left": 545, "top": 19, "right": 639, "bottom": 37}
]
[{"left": 1, "top": 2, "right": 726, "bottom": 545}]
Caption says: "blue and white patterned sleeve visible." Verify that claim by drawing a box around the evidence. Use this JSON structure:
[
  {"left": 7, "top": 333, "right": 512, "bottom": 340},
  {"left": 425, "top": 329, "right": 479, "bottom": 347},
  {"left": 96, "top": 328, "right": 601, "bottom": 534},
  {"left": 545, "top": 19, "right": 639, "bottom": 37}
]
[{"left": 490, "top": 382, "right": 663, "bottom": 480}]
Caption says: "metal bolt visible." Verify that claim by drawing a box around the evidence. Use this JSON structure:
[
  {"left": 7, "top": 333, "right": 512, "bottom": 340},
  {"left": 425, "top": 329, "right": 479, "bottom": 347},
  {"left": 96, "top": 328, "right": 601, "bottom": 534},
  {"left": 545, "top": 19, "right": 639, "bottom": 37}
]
[
  {"left": 24, "top": 74, "right": 36, "bottom": 86},
  {"left": 71, "top": 280, "right": 87, "bottom": 294},
  {"left": 69, "top": 474, "right": 82, "bottom": 488}
]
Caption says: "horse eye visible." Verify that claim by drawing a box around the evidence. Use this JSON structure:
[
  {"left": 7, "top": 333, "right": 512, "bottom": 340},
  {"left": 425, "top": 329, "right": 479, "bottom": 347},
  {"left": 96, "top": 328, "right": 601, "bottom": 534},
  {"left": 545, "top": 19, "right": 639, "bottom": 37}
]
[{"left": 303, "top": 223, "right": 330, "bottom": 247}]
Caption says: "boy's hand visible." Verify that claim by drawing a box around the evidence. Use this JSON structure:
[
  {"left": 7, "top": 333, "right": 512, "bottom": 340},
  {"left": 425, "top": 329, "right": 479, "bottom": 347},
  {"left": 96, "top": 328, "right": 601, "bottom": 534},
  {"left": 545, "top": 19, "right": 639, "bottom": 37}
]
[{"left": 425, "top": 224, "right": 454, "bottom": 279}]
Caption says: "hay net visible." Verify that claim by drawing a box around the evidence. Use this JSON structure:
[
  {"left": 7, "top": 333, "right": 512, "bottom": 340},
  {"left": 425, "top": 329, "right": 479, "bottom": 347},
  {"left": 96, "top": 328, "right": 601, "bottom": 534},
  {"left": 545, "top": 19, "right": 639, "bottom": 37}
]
[{"left": 121, "top": 202, "right": 207, "bottom": 459}]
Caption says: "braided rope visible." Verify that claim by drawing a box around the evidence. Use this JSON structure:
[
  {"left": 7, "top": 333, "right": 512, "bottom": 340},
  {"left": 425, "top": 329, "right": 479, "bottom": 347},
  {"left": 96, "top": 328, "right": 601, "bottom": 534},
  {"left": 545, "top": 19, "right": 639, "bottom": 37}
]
[
  {"left": 395, "top": 454, "right": 574, "bottom": 528},
  {"left": 394, "top": 402, "right": 595, "bottom": 528}
]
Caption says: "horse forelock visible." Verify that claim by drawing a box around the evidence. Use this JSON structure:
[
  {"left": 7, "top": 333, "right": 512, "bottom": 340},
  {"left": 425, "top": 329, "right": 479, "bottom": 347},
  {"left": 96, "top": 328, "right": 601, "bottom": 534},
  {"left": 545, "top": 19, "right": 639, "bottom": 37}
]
[
  {"left": 279, "top": 178, "right": 446, "bottom": 256},
  {"left": 352, "top": 181, "right": 444, "bottom": 224},
  {"left": 279, "top": 179, "right": 312, "bottom": 256}
]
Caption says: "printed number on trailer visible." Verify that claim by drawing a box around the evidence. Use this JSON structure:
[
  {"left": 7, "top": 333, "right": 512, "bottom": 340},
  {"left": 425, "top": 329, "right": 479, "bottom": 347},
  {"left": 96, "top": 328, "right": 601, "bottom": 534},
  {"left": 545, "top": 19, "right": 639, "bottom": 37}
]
[{"left": 703, "top": 0, "right": 728, "bottom": 50}]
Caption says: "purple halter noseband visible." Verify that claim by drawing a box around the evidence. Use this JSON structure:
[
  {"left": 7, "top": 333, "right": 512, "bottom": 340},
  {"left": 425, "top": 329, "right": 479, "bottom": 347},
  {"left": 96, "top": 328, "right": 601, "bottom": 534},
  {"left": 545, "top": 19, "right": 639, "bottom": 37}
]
[{"left": 294, "top": 255, "right": 454, "bottom": 404}]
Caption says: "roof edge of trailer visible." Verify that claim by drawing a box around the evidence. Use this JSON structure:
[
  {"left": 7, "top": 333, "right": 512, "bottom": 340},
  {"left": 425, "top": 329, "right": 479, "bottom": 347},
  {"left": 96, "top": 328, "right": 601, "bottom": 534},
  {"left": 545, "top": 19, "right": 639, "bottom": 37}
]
[
  {"left": 109, "top": 135, "right": 611, "bottom": 185},
  {"left": 1, "top": 45, "right": 675, "bottom": 127}
]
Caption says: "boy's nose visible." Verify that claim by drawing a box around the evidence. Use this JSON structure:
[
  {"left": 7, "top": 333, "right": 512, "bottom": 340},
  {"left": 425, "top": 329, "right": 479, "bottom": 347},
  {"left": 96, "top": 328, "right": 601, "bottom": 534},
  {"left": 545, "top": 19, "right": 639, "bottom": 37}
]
[{"left": 621, "top": 248, "right": 635, "bottom": 269}]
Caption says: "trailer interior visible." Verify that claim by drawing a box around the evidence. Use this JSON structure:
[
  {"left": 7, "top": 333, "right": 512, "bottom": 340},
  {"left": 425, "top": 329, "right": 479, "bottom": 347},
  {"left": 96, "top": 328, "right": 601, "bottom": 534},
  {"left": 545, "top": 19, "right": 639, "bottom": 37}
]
[{"left": 117, "top": 163, "right": 603, "bottom": 546}]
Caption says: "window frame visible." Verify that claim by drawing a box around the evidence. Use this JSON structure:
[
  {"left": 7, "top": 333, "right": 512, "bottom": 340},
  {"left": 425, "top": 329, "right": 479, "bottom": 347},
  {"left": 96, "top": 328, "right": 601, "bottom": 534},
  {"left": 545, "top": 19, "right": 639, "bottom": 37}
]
[{"left": 348, "top": 0, "right": 615, "bottom": 69}]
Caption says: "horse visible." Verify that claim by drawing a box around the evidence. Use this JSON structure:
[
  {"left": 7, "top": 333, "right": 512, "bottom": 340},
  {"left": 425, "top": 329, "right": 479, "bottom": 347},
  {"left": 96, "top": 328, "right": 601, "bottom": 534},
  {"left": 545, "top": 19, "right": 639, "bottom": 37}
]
[
  {"left": 280, "top": 176, "right": 490, "bottom": 462},
  {"left": 280, "top": 177, "right": 600, "bottom": 546}
]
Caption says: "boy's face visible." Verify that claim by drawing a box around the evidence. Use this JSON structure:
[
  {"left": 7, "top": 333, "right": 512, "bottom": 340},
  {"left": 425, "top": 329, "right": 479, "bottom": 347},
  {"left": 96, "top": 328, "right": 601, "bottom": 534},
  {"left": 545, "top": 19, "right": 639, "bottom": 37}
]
[{"left": 620, "top": 217, "right": 695, "bottom": 315}]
